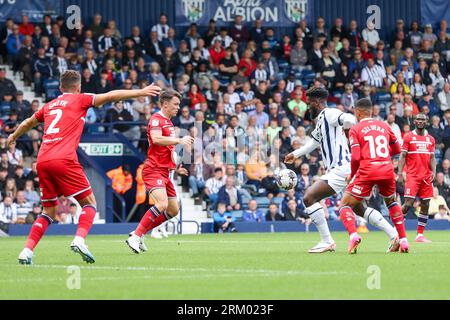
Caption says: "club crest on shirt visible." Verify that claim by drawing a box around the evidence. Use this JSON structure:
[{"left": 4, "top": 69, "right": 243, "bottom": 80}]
[
  {"left": 157, "top": 179, "right": 163, "bottom": 185},
  {"left": 152, "top": 119, "right": 159, "bottom": 126}
]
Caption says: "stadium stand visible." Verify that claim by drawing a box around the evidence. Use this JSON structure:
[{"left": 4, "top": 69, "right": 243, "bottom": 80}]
[{"left": 1, "top": 12, "right": 450, "bottom": 235}]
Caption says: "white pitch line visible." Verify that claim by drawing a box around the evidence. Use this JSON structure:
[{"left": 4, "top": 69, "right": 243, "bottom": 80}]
[{"left": 4, "top": 264, "right": 356, "bottom": 277}]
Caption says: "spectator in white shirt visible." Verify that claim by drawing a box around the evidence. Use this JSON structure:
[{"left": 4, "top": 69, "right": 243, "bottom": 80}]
[
  {"left": 7, "top": 143, "right": 23, "bottom": 166},
  {"left": 361, "top": 21, "right": 380, "bottom": 49},
  {"left": 0, "top": 196, "right": 17, "bottom": 224},
  {"left": 438, "top": 82, "right": 450, "bottom": 111},
  {"left": 205, "top": 168, "right": 225, "bottom": 209},
  {"left": 15, "top": 191, "right": 32, "bottom": 221},
  {"left": 151, "top": 14, "right": 170, "bottom": 42},
  {"left": 361, "top": 58, "right": 386, "bottom": 88}
]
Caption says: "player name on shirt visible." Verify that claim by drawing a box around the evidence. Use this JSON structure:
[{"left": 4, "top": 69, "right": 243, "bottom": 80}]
[{"left": 360, "top": 124, "right": 386, "bottom": 135}]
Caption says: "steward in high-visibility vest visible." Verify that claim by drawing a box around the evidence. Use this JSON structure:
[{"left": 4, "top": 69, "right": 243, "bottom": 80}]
[{"left": 107, "top": 164, "right": 133, "bottom": 195}]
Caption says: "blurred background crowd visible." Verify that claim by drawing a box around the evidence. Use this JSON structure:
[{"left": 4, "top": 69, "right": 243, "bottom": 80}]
[{"left": 1, "top": 13, "right": 450, "bottom": 231}]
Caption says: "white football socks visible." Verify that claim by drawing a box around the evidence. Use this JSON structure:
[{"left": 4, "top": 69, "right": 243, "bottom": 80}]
[
  {"left": 364, "top": 208, "right": 398, "bottom": 239},
  {"left": 306, "top": 202, "right": 334, "bottom": 244}
]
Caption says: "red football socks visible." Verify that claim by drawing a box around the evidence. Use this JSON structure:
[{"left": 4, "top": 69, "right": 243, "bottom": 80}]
[
  {"left": 388, "top": 202, "right": 407, "bottom": 239},
  {"left": 25, "top": 214, "right": 52, "bottom": 250},
  {"left": 339, "top": 206, "right": 357, "bottom": 235},
  {"left": 75, "top": 205, "right": 97, "bottom": 239},
  {"left": 135, "top": 206, "right": 169, "bottom": 237},
  {"left": 417, "top": 213, "right": 428, "bottom": 235}
]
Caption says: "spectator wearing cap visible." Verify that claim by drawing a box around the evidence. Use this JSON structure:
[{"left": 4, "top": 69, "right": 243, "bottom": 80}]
[
  {"left": 423, "top": 24, "right": 438, "bottom": 45},
  {"left": 395, "top": 60, "right": 414, "bottom": 87}
]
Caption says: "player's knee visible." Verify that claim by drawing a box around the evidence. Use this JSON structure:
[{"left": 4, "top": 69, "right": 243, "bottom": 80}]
[
  {"left": 154, "top": 200, "right": 168, "bottom": 213},
  {"left": 303, "top": 193, "right": 315, "bottom": 208},
  {"left": 167, "top": 206, "right": 179, "bottom": 218}
]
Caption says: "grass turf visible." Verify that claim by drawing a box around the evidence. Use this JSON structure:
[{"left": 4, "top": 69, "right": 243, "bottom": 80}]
[{"left": 0, "top": 231, "right": 449, "bottom": 299}]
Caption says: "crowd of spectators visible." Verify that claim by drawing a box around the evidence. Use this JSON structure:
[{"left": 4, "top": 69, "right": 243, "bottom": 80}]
[{"left": 1, "top": 13, "right": 450, "bottom": 231}]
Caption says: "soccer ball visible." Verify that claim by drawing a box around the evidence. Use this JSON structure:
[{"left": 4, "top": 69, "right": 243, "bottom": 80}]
[{"left": 276, "top": 169, "right": 298, "bottom": 190}]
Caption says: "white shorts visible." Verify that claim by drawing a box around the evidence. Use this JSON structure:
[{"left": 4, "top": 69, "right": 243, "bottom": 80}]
[{"left": 320, "top": 166, "right": 350, "bottom": 193}]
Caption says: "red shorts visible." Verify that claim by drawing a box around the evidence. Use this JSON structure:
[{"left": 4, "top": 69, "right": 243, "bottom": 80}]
[
  {"left": 37, "top": 159, "right": 92, "bottom": 207},
  {"left": 404, "top": 176, "right": 433, "bottom": 200},
  {"left": 141, "top": 166, "right": 177, "bottom": 199},
  {"left": 346, "top": 175, "right": 396, "bottom": 200}
]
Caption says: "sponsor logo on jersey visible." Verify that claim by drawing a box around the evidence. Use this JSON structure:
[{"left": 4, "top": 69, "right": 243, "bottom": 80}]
[{"left": 352, "top": 185, "right": 362, "bottom": 195}]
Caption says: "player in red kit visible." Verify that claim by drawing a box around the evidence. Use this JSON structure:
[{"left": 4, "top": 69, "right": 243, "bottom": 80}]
[
  {"left": 126, "top": 90, "right": 193, "bottom": 253},
  {"left": 338, "top": 98, "right": 409, "bottom": 254},
  {"left": 8, "top": 70, "right": 161, "bottom": 264},
  {"left": 397, "top": 113, "right": 436, "bottom": 243}
]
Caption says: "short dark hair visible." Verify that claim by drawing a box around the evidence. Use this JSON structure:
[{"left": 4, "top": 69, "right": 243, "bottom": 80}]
[
  {"left": 159, "top": 89, "right": 182, "bottom": 105},
  {"left": 60, "top": 70, "right": 81, "bottom": 91},
  {"left": 214, "top": 168, "right": 223, "bottom": 173},
  {"left": 306, "top": 86, "right": 328, "bottom": 100},
  {"left": 355, "top": 98, "right": 373, "bottom": 110}
]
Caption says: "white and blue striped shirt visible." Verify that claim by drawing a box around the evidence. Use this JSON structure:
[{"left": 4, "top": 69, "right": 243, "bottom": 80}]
[{"left": 310, "top": 108, "right": 354, "bottom": 171}]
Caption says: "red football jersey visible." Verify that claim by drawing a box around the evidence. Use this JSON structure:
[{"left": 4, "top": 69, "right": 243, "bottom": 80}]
[
  {"left": 401, "top": 130, "right": 435, "bottom": 179},
  {"left": 34, "top": 93, "right": 95, "bottom": 163},
  {"left": 349, "top": 118, "right": 400, "bottom": 180},
  {"left": 144, "top": 111, "right": 176, "bottom": 170}
]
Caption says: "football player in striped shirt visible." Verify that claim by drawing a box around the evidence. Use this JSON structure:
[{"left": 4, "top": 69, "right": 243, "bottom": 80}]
[{"left": 285, "top": 87, "right": 399, "bottom": 253}]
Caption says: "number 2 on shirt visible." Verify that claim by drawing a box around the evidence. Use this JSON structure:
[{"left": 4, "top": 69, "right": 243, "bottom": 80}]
[{"left": 47, "top": 109, "right": 63, "bottom": 134}]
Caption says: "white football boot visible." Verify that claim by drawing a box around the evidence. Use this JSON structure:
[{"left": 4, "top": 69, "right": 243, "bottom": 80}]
[
  {"left": 70, "top": 237, "right": 95, "bottom": 263},
  {"left": 18, "top": 248, "right": 33, "bottom": 265},
  {"left": 126, "top": 232, "right": 142, "bottom": 254},
  {"left": 128, "top": 231, "right": 148, "bottom": 252},
  {"left": 308, "top": 242, "right": 337, "bottom": 253}
]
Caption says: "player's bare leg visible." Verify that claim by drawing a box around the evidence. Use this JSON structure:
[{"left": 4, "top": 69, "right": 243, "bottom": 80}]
[
  {"left": 69, "top": 193, "right": 97, "bottom": 263},
  {"left": 353, "top": 202, "right": 400, "bottom": 252},
  {"left": 127, "top": 188, "right": 171, "bottom": 253},
  {"left": 18, "top": 205, "right": 57, "bottom": 265},
  {"left": 415, "top": 199, "right": 432, "bottom": 243},
  {"left": 338, "top": 192, "right": 362, "bottom": 254},
  {"left": 303, "top": 180, "right": 336, "bottom": 253},
  {"left": 384, "top": 196, "right": 409, "bottom": 252}
]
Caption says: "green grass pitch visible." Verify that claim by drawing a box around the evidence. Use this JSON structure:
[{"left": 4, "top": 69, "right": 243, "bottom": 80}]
[{"left": 1, "top": 231, "right": 449, "bottom": 299}]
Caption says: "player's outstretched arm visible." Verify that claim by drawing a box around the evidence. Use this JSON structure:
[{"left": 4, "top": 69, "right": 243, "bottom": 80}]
[
  {"left": 151, "top": 130, "right": 194, "bottom": 147},
  {"left": 93, "top": 83, "right": 162, "bottom": 107},
  {"left": 6, "top": 116, "right": 39, "bottom": 146},
  {"left": 284, "top": 138, "right": 320, "bottom": 164}
]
